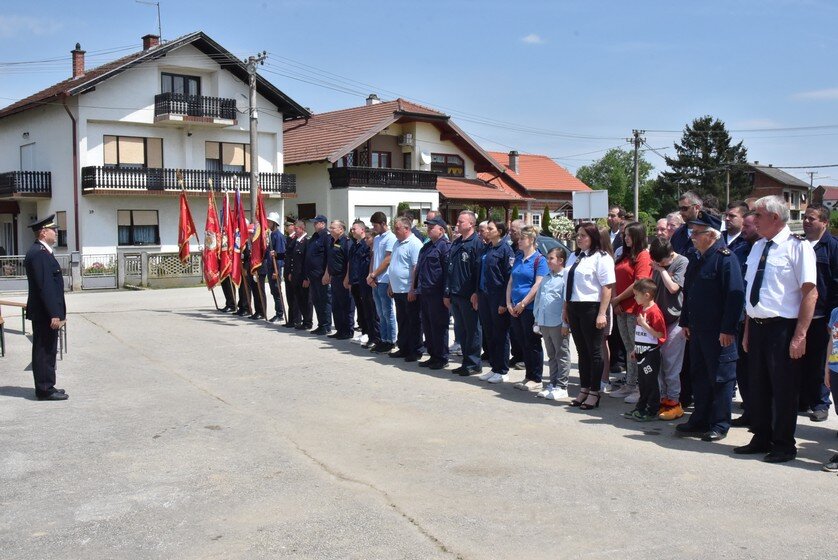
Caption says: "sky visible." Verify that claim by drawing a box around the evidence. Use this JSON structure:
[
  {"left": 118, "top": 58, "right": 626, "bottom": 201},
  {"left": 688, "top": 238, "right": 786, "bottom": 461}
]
[{"left": 1, "top": 0, "right": 837, "bottom": 185}]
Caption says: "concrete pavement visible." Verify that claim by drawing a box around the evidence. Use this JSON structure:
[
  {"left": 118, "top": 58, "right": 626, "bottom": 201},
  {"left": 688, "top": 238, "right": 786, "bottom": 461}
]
[{"left": 0, "top": 287, "right": 836, "bottom": 559}]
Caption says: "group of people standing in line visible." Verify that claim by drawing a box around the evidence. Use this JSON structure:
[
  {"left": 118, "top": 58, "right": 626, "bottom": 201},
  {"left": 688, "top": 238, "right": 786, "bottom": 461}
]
[{"left": 215, "top": 192, "right": 838, "bottom": 473}]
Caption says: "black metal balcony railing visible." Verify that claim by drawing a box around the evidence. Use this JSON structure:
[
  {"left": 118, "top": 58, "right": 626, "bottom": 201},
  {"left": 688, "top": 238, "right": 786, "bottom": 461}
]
[
  {"left": 154, "top": 92, "right": 237, "bottom": 121},
  {"left": 329, "top": 167, "right": 438, "bottom": 190},
  {"left": 81, "top": 166, "right": 295, "bottom": 195},
  {"left": 0, "top": 171, "right": 52, "bottom": 197}
]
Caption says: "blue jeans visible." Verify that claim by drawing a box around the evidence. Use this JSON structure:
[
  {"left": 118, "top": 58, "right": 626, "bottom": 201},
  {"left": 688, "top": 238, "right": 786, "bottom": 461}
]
[
  {"left": 451, "top": 295, "right": 481, "bottom": 370},
  {"left": 374, "top": 282, "right": 396, "bottom": 343}
]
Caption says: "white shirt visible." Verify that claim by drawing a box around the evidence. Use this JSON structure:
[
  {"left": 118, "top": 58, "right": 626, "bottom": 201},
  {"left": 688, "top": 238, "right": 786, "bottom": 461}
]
[
  {"left": 565, "top": 250, "right": 616, "bottom": 302},
  {"left": 38, "top": 239, "right": 54, "bottom": 254},
  {"left": 744, "top": 225, "right": 816, "bottom": 319},
  {"left": 724, "top": 231, "right": 741, "bottom": 246}
]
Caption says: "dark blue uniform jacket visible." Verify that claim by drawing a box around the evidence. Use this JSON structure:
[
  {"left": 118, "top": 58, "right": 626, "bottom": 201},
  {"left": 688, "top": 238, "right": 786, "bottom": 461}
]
[
  {"left": 445, "top": 232, "right": 483, "bottom": 298},
  {"left": 415, "top": 237, "right": 450, "bottom": 295}
]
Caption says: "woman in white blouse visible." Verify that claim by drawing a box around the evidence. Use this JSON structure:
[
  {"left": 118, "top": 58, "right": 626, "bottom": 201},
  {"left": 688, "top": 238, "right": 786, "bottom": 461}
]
[{"left": 563, "top": 222, "right": 616, "bottom": 410}]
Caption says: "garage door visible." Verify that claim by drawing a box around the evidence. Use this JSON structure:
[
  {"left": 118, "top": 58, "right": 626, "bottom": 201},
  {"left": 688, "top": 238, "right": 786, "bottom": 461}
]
[{"left": 353, "top": 205, "right": 392, "bottom": 226}]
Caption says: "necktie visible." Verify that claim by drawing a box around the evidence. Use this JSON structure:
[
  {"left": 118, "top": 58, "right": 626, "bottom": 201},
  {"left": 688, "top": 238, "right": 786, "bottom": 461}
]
[
  {"left": 748, "top": 240, "right": 773, "bottom": 308},
  {"left": 566, "top": 252, "right": 587, "bottom": 301}
]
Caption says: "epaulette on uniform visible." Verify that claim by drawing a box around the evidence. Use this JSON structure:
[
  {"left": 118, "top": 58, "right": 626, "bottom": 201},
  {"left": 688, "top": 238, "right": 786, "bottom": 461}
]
[
  {"left": 791, "top": 233, "right": 806, "bottom": 242},
  {"left": 718, "top": 247, "right": 731, "bottom": 255}
]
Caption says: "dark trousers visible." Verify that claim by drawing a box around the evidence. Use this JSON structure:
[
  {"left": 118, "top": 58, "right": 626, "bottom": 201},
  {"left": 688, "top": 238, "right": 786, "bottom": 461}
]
[
  {"left": 735, "top": 321, "right": 750, "bottom": 418},
  {"left": 510, "top": 307, "right": 543, "bottom": 382},
  {"left": 309, "top": 278, "right": 332, "bottom": 329},
  {"left": 291, "top": 282, "right": 312, "bottom": 328},
  {"left": 253, "top": 274, "right": 268, "bottom": 316},
  {"left": 679, "top": 344, "right": 693, "bottom": 407},
  {"left": 285, "top": 275, "right": 298, "bottom": 326},
  {"left": 331, "top": 277, "right": 353, "bottom": 336},
  {"left": 510, "top": 328, "right": 523, "bottom": 364},
  {"left": 799, "top": 316, "right": 832, "bottom": 412},
  {"left": 32, "top": 320, "right": 58, "bottom": 395},
  {"left": 267, "top": 265, "right": 284, "bottom": 318},
  {"left": 394, "top": 292, "right": 422, "bottom": 356},
  {"left": 747, "top": 318, "right": 800, "bottom": 454},
  {"left": 636, "top": 346, "right": 661, "bottom": 416},
  {"left": 567, "top": 301, "right": 606, "bottom": 391},
  {"left": 237, "top": 278, "right": 252, "bottom": 314},
  {"left": 608, "top": 321, "right": 627, "bottom": 372},
  {"left": 351, "top": 283, "right": 379, "bottom": 343},
  {"left": 451, "top": 295, "right": 481, "bottom": 370},
  {"left": 689, "top": 332, "right": 737, "bottom": 433},
  {"left": 220, "top": 277, "right": 236, "bottom": 309},
  {"left": 478, "top": 291, "right": 510, "bottom": 375},
  {"left": 420, "top": 293, "right": 449, "bottom": 362}
]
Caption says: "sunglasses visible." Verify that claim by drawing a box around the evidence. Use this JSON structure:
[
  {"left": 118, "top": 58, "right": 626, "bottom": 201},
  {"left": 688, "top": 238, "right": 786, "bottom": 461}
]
[{"left": 678, "top": 205, "right": 693, "bottom": 211}]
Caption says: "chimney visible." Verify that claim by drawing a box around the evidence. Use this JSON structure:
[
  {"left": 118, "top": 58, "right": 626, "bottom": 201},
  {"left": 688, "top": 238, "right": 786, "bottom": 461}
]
[
  {"left": 366, "top": 93, "right": 381, "bottom": 106},
  {"left": 71, "top": 43, "right": 85, "bottom": 78},
  {"left": 754, "top": 160, "right": 759, "bottom": 165},
  {"left": 142, "top": 34, "right": 160, "bottom": 50},
  {"left": 508, "top": 150, "right": 519, "bottom": 173}
]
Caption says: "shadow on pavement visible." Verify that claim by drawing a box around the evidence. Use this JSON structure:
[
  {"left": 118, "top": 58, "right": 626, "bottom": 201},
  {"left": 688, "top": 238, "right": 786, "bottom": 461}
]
[{"left": 0, "top": 386, "right": 37, "bottom": 400}]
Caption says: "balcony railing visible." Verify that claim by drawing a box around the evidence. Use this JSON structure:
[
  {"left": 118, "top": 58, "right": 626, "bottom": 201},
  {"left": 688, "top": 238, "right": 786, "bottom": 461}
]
[
  {"left": 0, "top": 171, "right": 51, "bottom": 198},
  {"left": 81, "top": 166, "right": 295, "bottom": 195},
  {"left": 329, "top": 167, "right": 438, "bottom": 190},
  {"left": 154, "top": 92, "right": 237, "bottom": 121}
]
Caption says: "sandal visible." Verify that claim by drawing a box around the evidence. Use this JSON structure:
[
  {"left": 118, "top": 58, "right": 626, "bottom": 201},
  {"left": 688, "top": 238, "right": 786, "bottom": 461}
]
[
  {"left": 570, "top": 389, "right": 590, "bottom": 407},
  {"left": 579, "top": 391, "right": 601, "bottom": 410}
]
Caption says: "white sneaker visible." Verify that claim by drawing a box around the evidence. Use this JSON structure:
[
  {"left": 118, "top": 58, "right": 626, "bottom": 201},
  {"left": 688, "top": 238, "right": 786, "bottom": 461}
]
[
  {"left": 450, "top": 343, "right": 462, "bottom": 356},
  {"left": 537, "top": 385, "right": 554, "bottom": 398},
  {"left": 601, "top": 381, "right": 612, "bottom": 392},
  {"left": 623, "top": 389, "right": 640, "bottom": 404},
  {"left": 547, "top": 387, "right": 569, "bottom": 400},
  {"left": 351, "top": 333, "right": 366, "bottom": 345},
  {"left": 487, "top": 373, "right": 506, "bottom": 384},
  {"left": 609, "top": 385, "right": 634, "bottom": 398},
  {"left": 478, "top": 370, "right": 496, "bottom": 381},
  {"left": 515, "top": 380, "right": 542, "bottom": 392}
]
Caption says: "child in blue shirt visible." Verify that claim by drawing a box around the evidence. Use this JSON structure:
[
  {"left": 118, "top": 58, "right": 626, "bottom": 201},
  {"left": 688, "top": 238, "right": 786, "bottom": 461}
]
[{"left": 534, "top": 246, "right": 571, "bottom": 400}]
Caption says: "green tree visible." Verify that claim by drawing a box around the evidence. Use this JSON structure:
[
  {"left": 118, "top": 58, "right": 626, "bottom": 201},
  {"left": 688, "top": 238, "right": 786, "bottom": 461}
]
[
  {"left": 541, "top": 204, "right": 551, "bottom": 233},
  {"left": 488, "top": 207, "right": 503, "bottom": 222},
  {"left": 576, "top": 148, "right": 660, "bottom": 217},
  {"left": 658, "top": 115, "right": 750, "bottom": 206},
  {"left": 511, "top": 205, "right": 520, "bottom": 220},
  {"left": 477, "top": 206, "right": 487, "bottom": 223}
]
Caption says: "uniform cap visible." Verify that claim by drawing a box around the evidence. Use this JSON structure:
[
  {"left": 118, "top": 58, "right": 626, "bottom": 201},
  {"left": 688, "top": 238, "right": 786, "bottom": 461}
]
[
  {"left": 30, "top": 214, "right": 58, "bottom": 232},
  {"left": 424, "top": 216, "right": 447, "bottom": 228},
  {"left": 309, "top": 214, "right": 328, "bottom": 223},
  {"left": 687, "top": 214, "right": 717, "bottom": 228}
]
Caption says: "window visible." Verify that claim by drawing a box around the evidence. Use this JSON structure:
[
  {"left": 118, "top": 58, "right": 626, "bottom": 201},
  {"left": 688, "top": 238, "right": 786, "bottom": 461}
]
[
  {"left": 403, "top": 153, "right": 412, "bottom": 170},
  {"left": 334, "top": 151, "right": 357, "bottom": 168},
  {"left": 104, "top": 136, "right": 163, "bottom": 169},
  {"left": 118, "top": 210, "right": 160, "bottom": 246},
  {"left": 431, "top": 153, "right": 464, "bottom": 176},
  {"left": 297, "top": 203, "right": 317, "bottom": 221},
  {"left": 531, "top": 213, "right": 541, "bottom": 227},
  {"left": 408, "top": 202, "right": 432, "bottom": 222},
  {"left": 371, "top": 151, "right": 391, "bottom": 168},
  {"left": 55, "top": 211, "right": 67, "bottom": 248},
  {"left": 161, "top": 73, "right": 200, "bottom": 96},
  {"left": 205, "top": 141, "right": 250, "bottom": 173}
]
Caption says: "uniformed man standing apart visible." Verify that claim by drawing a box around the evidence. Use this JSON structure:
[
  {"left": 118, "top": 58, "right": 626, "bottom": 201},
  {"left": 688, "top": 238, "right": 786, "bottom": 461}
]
[
  {"left": 326, "top": 220, "right": 354, "bottom": 340},
  {"left": 445, "top": 210, "right": 484, "bottom": 376},
  {"left": 304, "top": 215, "right": 332, "bottom": 336},
  {"left": 24, "top": 215, "right": 68, "bottom": 401},
  {"left": 736, "top": 195, "right": 817, "bottom": 463},
  {"left": 264, "top": 212, "right": 286, "bottom": 323},
  {"left": 798, "top": 204, "right": 837, "bottom": 421},
  {"left": 415, "top": 216, "right": 450, "bottom": 369},
  {"left": 387, "top": 216, "right": 424, "bottom": 361},
  {"left": 676, "top": 215, "right": 744, "bottom": 441}
]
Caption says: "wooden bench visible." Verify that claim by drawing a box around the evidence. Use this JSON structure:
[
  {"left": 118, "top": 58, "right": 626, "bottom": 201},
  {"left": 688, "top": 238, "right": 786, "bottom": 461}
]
[
  {"left": 0, "top": 300, "right": 26, "bottom": 334},
  {"left": 0, "top": 301, "right": 67, "bottom": 359}
]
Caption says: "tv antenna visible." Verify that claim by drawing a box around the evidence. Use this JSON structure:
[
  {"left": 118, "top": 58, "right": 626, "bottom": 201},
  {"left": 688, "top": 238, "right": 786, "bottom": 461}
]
[{"left": 135, "top": 0, "right": 162, "bottom": 39}]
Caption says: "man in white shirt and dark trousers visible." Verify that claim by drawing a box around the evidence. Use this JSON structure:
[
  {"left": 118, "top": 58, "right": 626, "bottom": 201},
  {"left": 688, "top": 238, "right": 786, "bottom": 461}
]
[{"left": 735, "top": 196, "right": 817, "bottom": 463}]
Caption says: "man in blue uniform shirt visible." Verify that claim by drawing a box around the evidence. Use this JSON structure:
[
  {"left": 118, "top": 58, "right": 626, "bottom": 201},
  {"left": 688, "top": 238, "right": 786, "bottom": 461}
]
[
  {"left": 445, "top": 210, "right": 484, "bottom": 375},
  {"left": 677, "top": 214, "right": 744, "bottom": 441},
  {"left": 304, "top": 215, "right": 332, "bottom": 335},
  {"left": 286, "top": 220, "right": 313, "bottom": 330},
  {"left": 326, "top": 220, "right": 354, "bottom": 340},
  {"left": 24, "top": 215, "right": 68, "bottom": 401},
  {"left": 346, "top": 221, "right": 379, "bottom": 348},
  {"left": 415, "top": 216, "right": 450, "bottom": 369}
]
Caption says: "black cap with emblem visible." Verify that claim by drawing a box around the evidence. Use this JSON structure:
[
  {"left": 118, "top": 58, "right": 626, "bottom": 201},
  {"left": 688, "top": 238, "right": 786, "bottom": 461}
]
[{"left": 29, "top": 214, "right": 58, "bottom": 232}]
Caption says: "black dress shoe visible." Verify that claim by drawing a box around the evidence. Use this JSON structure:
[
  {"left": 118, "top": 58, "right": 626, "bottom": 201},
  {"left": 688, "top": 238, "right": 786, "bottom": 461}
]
[
  {"left": 810, "top": 409, "right": 829, "bottom": 422},
  {"left": 429, "top": 360, "right": 448, "bottom": 370},
  {"left": 733, "top": 442, "right": 772, "bottom": 455},
  {"left": 36, "top": 391, "right": 69, "bottom": 401},
  {"left": 404, "top": 354, "right": 421, "bottom": 362},
  {"left": 730, "top": 415, "right": 751, "bottom": 427},
  {"left": 268, "top": 315, "right": 281, "bottom": 323},
  {"left": 282, "top": 323, "right": 296, "bottom": 329},
  {"left": 763, "top": 451, "right": 796, "bottom": 463},
  {"left": 371, "top": 343, "right": 393, "bottom": 354},
  {"left": 388, "top": 350, "right": 407, "bottom": 358},
  {"left": 418, "top": 359, "right": 434, "bottom": 368},
  {"left": 675, "top": 423, "right": 707, "bottom": 435},
  {"left": 311, "top": 328, "right": 330, "bottom": 335},
  {"left": 334, "top": 332, "right": 353, "bottom": 340},
  {"left": 235, "top": 309, "right": 249, "bottom": 316},
  {"left": 294, "top": 324, "right": 307, "bottom": 330},
  {"left": 327, "top": 332, "right": 340, "bottom": 338},
  {"left": 250, "top": 313, "right": 264, "bottom": 320},
  {"left": 701, "top": 430, "right": 727, "bottom": 442}
]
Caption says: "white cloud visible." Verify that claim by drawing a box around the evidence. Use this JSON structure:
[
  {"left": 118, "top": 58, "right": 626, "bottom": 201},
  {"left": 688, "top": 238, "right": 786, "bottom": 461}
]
[
  {"left": 0, "top": 15, "right": 63, "bottom": 38},
  {"left": 521, "top": 33, "right": 545, "bottom": 45},
  {"left": 792, "top": 88, "right": 838, "bottom": 100}
]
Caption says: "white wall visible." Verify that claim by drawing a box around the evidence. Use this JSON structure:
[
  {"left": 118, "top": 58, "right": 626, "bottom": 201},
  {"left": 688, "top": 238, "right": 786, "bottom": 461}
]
[{"left": 412, "top": 121, "right": 476, "bottom": 178}]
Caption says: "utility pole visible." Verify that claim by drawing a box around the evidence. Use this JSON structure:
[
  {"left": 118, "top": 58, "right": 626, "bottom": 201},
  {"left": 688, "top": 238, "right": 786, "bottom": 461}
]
[
  {"left": 246, "top": 51, "right": 267, "bottom": 223},
  {"left": 628, "top": 130, "right": 645, "bottom": 219}
]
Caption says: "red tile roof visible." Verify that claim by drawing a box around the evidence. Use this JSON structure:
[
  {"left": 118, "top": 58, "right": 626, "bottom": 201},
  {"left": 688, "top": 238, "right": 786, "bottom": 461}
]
[
  {"left": 482, "top": 151, "right": 591, "bottom": 193},
  {"left": 821, "top": 186, "right": 838, "bottom": 201},
  {"left": 437, "top": 177, "right": 527, "bottom": 202},
  {"left": 283, "top": 99, "right": 448, "bottom": 165}
]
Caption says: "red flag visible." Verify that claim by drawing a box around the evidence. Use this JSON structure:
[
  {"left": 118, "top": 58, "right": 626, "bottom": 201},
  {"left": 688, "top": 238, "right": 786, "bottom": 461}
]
[
  {"left": 219, "top": 191, "right": 233, "bottom": 282},
  {"left": 250, "top": 184, "right": 269, "bottom": 275},
  {"left": 230, "top": 187, "right": 248, "bottom": 287},
  {"left": 178, "top": 190, "right": 198, "bottom": 264},
  {"left": 202, "top": 189, "right": 221, "bottom": 289}
]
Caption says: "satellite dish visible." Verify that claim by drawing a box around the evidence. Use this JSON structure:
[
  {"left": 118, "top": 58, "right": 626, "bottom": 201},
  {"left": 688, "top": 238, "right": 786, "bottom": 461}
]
[{"left": 420, "top": 152, "right": 432, "bottom": 165}]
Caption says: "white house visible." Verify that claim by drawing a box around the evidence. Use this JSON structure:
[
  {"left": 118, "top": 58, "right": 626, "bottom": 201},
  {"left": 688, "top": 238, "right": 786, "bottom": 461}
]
[
  {"left": 282, "top": 96, "right": 523, "bottom": 225},
  {"left": 0, "top": 31, "right": 307, "bottom": 259}
]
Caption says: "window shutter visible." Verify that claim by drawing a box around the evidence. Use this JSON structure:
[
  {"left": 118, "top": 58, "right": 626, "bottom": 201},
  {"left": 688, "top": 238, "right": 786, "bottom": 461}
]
[
  {"left": 119, "top": 137, "right": 145, "bottom": 165},
  {"left": 146, "top": 138, "right": 163, "bottom": 169},
  {"left": 104, "top": 136, "right": 118, "bottom": 165},
  {"left": 205, "top": 141, "right": 220, "bottom": 160}
]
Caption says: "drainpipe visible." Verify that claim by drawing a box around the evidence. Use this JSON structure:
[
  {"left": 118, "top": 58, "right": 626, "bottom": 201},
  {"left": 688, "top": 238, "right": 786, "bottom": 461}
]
[{"left": 62, "top": 94, "right": 81, "bottom": 252}]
